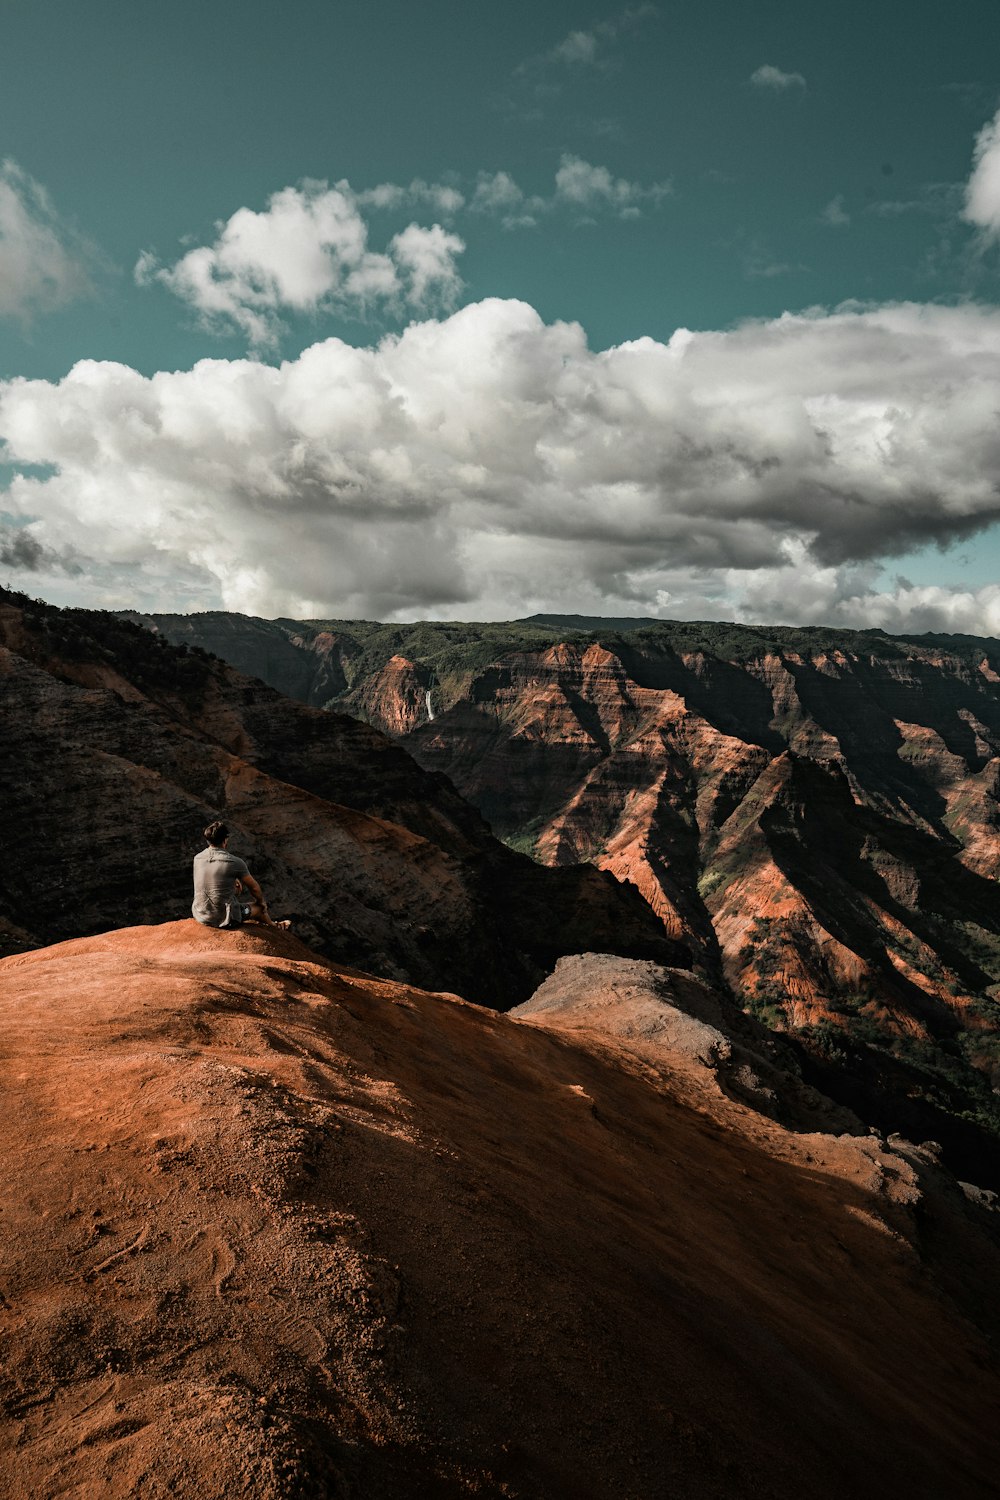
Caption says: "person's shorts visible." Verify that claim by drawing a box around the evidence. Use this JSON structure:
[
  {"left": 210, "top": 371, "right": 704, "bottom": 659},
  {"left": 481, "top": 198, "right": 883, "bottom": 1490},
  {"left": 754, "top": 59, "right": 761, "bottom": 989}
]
[{"left": 221, "top": 902, "right": 252, "bottom": 929}]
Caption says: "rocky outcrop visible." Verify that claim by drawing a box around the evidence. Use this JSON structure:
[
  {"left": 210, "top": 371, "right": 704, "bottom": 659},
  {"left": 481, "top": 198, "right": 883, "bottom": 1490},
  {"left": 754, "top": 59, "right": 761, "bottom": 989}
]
[
  {"left": 348, "top": 654, "right": 433, "bottom": 737},
  {"left": 514, "top": 952, "right": 862, "bottom": 1134},
  {"left": 0, "top": 591, "right": 678, "bottom": 1003},
  {"left": 3, "top": 922, "right": 1000, "bottom": 1499}
]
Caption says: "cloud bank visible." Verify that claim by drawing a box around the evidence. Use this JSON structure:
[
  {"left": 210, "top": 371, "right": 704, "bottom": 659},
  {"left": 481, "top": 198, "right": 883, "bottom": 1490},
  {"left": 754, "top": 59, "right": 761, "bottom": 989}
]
[{"left": 3, "top": 297, "right": 1000, "bottom": 629}]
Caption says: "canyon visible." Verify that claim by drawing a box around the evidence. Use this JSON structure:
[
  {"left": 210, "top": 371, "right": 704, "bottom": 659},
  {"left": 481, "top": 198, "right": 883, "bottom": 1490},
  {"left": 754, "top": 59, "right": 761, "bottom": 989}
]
[
  {"left": 0, "top": 590, "right": 675, "bottom": 1008},
  {"left": 134, "top": 609, "right": 1000, "bottom": 1182},
  {"left": 3, "top": 592, "right": 1000, "bottom": 1494}
]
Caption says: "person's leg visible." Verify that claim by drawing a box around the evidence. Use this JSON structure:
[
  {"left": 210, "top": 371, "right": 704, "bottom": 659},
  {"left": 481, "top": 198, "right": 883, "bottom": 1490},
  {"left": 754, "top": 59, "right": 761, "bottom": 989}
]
[{"left": 244, "top": 899, "right": 291, "bottom": 931}]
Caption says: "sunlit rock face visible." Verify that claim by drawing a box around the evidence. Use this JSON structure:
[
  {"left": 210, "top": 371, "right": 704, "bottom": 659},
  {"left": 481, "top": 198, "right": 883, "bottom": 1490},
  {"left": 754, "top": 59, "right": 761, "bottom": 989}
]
[
  {"left": 405, "top": 637, "right": 1000, "bottom": 1012},
  {"left": 349, "top": 654, "right": 433, "bottom": 737}
]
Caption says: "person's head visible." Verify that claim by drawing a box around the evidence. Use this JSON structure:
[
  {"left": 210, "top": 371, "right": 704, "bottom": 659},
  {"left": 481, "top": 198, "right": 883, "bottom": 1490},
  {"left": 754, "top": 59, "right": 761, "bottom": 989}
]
[{"left": 203, "top": 820, "right": 229, "bottom": 848}]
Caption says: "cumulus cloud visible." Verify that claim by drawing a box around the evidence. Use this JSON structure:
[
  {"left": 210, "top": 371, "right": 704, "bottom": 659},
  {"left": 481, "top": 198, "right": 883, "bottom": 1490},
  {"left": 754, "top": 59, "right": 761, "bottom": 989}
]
[
  {"left": 389, "top": 224, "right": 465, "bottom": 308},
  {"left": 963, "top": 105, "right": 1000, "bottom": 236},
  {"left": 554, "top": 155, "right": 672, "bottom": 216},
  {"left": 137, "top": 180, "right": 465, "bottom": 345},
  {"left": 142, "top": 159, "right": 671, "bottom": 345},
  {"left": 469, "top": 160, "right": 669, "bottom": 227},
  {"left": 750, "top": 64, "right": 806, "bottom": 92},
  {"left": 730, "top": 542, "right": 1000, "bottom": 636},
  {"left": 469, "top": 170, "right": 545, "bottom": 228},
  {"left": 4, "top": 298, "right": 1000, "bottom": 625},
  {"left": 0, "top": 160, "right": 96, "bottom": 321}
]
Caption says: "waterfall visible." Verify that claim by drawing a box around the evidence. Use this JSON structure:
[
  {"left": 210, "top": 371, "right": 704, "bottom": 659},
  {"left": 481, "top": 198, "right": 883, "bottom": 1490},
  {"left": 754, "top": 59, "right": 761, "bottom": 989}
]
[{"left": 424, "top": 688, "right": 435, "bottom": 722}]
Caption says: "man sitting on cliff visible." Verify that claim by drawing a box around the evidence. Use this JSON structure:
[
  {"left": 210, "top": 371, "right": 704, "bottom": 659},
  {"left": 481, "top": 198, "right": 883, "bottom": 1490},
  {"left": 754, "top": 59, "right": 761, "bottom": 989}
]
[{"left": 192, "top": 821, "right": 290, "bottom": 931}]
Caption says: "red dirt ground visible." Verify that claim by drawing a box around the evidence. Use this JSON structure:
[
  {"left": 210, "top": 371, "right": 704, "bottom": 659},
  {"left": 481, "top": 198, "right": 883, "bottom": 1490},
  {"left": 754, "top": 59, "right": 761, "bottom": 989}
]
[{"left": 2, "top": 922, "right": 999, "bottom": 1498}]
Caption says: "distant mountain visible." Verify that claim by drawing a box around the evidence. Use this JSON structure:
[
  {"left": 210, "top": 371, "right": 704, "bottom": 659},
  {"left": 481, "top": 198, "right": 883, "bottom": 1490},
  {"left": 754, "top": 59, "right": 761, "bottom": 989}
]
[
  {"left": 0, "top": 588, "right": 676, "bottom": 1005},
  {"left": 519, "top": 611, "right": 661, "bottom": 631},
  {"left": 129, "top": 607, "right": 1000, "bottom": 1180}
]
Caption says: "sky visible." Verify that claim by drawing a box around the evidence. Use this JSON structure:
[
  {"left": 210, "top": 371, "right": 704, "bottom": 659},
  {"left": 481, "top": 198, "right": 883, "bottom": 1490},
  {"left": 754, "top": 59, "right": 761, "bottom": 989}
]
[{"left": 2, "top": 0, "right": 1000, "bottom": 631}]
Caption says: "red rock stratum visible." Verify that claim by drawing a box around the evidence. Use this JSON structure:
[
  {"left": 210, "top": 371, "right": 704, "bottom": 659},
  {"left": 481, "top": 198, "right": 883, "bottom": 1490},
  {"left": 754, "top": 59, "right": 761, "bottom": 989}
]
[{"left": 2, "top": 922, "right": 999, "bottom": 1498}]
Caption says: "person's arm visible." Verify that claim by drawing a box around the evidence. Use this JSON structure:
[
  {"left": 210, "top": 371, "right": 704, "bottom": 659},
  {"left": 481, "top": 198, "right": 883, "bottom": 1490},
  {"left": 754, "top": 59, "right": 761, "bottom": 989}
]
[{"left": 241, "top": 871, "right": 267, "bottom": 910}]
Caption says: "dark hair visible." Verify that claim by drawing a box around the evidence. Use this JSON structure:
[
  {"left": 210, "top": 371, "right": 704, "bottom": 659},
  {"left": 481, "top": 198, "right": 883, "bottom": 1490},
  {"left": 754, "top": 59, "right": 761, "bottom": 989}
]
[{"left": 203, "top": 820, "right": 229, "bottom": 846}]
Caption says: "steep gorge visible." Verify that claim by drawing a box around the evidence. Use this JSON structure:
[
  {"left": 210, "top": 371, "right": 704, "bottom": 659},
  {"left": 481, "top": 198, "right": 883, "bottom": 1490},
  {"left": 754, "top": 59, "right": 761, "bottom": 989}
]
[{"left": 135, "top": 611, "right": 1000, "bottom": 1170}]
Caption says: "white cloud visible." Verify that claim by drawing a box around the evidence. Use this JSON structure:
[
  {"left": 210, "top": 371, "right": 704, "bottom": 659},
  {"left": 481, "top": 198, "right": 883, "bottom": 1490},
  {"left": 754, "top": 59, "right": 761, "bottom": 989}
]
[
  {"left": 0, "top": 160, "right": 96, "bottom": 321},
  {"left": 750, "top": 65, "right": 807, "bottom": 92},
  {"left": 730, "top": 542, "right": 1000, "bottom": 636},
  {"left": 468, "top": 171, "right": 546, "bottom": 230},
  {"left": 471, "top": 170, "right": 526, "bottom": 214},
  {"left": 140, "top": 156, "right": 674, "bottom": 346},
  {"left": 554, "top": 155, "right": 672, "bottom": 215},
  {"left": 963, "top": 106, "right": 1000, "bottom": 236},
  {"left": 389, "top": 224, "right": 465, "bottom": 308},
  {"left": 470, "top": 161, "right": 669, "bottom": 227},
  {"left": 138, "top": 180, "right": 464, "bottom": 345},
  {"left": 4, "top": 298, "right": 1000, "bottom": 628},
  {"left": 358, "top": 179, "right": 465, "bottom": 216},
  {"left": 820, "top": 195, "right": 850, "bottom": 228}
]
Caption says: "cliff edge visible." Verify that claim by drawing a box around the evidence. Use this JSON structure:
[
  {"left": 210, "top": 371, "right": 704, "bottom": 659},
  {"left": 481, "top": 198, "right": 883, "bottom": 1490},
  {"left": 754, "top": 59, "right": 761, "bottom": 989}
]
[{"left": 2, "top": 922, "right": 999, "bottom": 1498}]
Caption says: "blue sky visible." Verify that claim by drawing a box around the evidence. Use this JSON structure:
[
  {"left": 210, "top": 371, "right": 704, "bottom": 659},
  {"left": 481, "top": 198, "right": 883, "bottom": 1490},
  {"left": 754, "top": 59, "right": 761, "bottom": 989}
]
[{"left": 2, "top": 0, "right": 1000, "bottom": 628}]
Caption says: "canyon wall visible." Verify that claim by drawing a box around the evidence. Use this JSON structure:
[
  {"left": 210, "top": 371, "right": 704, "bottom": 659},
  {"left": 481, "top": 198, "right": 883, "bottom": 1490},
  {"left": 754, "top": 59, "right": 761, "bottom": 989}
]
[
  {"left": 135, "top": 611, "right": 1000, "bottom": 1170},
  {"left": 0, "top": 591, "right": 676, "bottom": 1006}
]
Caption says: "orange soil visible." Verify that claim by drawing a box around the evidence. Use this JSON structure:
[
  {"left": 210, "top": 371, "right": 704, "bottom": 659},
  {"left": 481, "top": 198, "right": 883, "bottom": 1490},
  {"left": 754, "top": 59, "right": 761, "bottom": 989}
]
[{"left": 1, "top": 923, "right": 998, "bottom": 1498}]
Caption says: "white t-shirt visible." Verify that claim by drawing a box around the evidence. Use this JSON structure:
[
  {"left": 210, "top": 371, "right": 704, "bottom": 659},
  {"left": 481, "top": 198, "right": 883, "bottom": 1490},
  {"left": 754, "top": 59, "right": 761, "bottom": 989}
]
[{"left": 192, "top": 846, "right": 250, "bottom": 928}]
